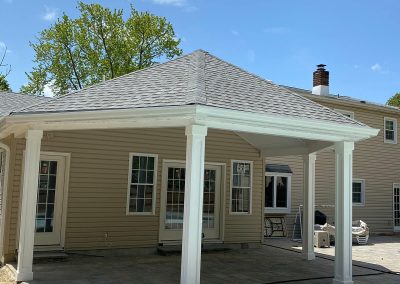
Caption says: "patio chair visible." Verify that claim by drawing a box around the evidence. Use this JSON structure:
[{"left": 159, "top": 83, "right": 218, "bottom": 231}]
[{"left": 321, "top": 220, "right": 369, "bottom": 245}]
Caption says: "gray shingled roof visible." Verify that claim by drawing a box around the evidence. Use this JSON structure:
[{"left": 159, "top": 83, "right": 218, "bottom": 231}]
[
  {"left": 0, "top": 91, "right": 51, "bottom": 117},
  {"left": 283, "top": 85, "right": 400, "bottom": 112},
  {"left": 15, "top": 50, "right": 363, "bottom": 127}
]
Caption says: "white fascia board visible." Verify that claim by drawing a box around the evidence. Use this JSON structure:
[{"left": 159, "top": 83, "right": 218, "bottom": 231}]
[
  {"left": 0, "top": 106, "right": 198, "bottom": 139},
  {"left": 195, "top": 106, "right": 380, "bottom": 142},
  {"left": 0, "top": 105, "right": 379, "bottom": 142}
]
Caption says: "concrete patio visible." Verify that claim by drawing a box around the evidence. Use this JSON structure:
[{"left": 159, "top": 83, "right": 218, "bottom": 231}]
[{"left": 5, "top": 235, "right": 397, "bottom": 284}]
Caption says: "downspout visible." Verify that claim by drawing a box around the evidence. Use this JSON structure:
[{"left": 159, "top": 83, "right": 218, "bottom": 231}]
[{"left": 0, "top": 142, "right": 10, "bottom": 263}]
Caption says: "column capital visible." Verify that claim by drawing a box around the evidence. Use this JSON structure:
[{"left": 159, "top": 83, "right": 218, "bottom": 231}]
[
  {"left": 334, "top": 141, "right": 354, "bottom": 154},
  {"left": 303, "top": 152, "right": 317, "bottom": 162},
  {"left": 25, "top": 129, "right": 43, "bottom": 140},
  {"left": 185, "top": 125, "right": 208, "bottom": 137}
]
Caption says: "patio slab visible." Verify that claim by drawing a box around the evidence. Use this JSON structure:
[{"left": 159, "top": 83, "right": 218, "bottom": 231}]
[{"left": 18, "top": 236, "right": 400, "bottom": 284}]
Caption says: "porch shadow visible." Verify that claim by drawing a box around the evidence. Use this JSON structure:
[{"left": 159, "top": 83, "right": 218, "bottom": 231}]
[{"left": 12, "top": 239, "right": 400, "bottom": 284}]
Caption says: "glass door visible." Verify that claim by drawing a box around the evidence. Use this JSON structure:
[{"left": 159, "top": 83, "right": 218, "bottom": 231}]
[
  {"left": 159, "top": 162, "right": 221, "bottom": 241},
  {"left": 34, "top": 154, "right": 66, "bottom": 246},
  {"left": 394, "top": 184, "right": 400, "bottom": 232}
]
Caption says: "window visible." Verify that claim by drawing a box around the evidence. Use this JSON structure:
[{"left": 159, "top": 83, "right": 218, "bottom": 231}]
[
  {"left": 231, "top": 161, "right": 252, "bottom": 214},
  {"left": 265, "top": 165, "right": 292, "bottom": 214},
  {"left": 335, "top": 109, "right": 354, "bottom": 119},
  {"left": 384, "top": 117, "right": 397, "bottom": 144},
  {"left": 352, "top": 179, "right": 365, "bottom": 206},
  {"left": 127, "top": 153, "right": 158, "bottom": 214}
]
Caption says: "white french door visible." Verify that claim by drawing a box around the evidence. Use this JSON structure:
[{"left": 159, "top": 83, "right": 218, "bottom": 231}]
[
  {"left": 159, "top": 162, "right": 222, "bottom": 242},
  {"left": 394, "top": 184, "right": 400, "bottom": 232},
  {"left": 34, "top": 154, "right": 66, "bottom": 246}
]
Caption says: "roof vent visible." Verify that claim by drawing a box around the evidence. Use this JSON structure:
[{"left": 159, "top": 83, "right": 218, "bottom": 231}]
[{"left": 312, "top": 64, "right": 329, "bottom": 96}]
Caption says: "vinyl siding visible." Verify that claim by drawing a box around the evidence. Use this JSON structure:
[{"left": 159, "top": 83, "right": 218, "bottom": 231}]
[
  {"left": 267, "top": 99, "right": 400, "bottom": 236},
  {"left": 5, "top": 128, "right": 263, "bottom": 254}
]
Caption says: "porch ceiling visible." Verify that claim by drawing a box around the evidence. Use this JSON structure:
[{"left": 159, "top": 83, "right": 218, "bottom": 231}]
[{"left": 236, "top": 132, "right": 334, "bottom": 157}]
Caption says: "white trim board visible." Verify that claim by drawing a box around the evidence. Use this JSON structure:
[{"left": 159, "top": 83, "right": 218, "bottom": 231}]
[{"left": 0, "top": 105, "right": 379, "bottom": 143}]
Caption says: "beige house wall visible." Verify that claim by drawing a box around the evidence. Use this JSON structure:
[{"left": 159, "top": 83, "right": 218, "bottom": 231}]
[
  {"left": 4, "top": 128, "right": 263, "bottom": 257},
  {"left": 268, "top": 98, "right": 400, "bottom": 236}
]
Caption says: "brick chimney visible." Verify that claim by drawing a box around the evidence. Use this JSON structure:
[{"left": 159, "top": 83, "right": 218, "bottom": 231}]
[{"left": 312, "top": 64, "right": 329, "bottom": 96}]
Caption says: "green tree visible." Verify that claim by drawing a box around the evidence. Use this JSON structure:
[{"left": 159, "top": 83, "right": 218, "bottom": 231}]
[
  {"left": 0, "top": 75, "right": 10, "bottom": 91},
  {"left": 387, "top": 92, "right": 400, "bottom": 107},
  {"left": 21, "top": 2, "right": 182, "bottom": 96}
]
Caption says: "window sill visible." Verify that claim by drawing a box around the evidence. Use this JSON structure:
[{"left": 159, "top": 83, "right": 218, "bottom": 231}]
[
  {"left": 229, "top": 212, "right": 252, "bottom": 216},
  {"left": 126, "top": 212, "right": 155, "bottom": 216},
  {"left": 264, "top": 208, "right": 290, "bottom": 214},
  {"left": 352, "top": 203, "right": 365, "bottom": 207}
]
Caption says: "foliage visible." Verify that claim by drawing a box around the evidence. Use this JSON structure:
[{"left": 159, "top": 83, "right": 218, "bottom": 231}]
[
  {"left": 387, "top": 92, "right": 400, "bottom": 107},
  {"left": 21, "top": 2, "right": 182, "bottom": 96},
  {"left": 0, "top": 75, "right": 10, "bottom": 91}
]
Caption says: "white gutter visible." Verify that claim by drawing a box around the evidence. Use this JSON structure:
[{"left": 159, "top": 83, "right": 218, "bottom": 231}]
[{"left": 0, "top": 105, "right": 379, "bottom": 142}]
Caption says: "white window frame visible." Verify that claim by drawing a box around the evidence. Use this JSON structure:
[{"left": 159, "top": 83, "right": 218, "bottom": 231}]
[
  {"left": 264, "top": 172, "right": 292, "bottom": 214},
  {"left": 126, "top": 153, "right": 158, "bottom": 215},
  {"left": 352, "top": 178, "right": 365, "bottom": 206},
  {"left": 230, "top": 160, "right": 253, "bottom": 215},
  {"left": 335, "top": 109, "right": 354, "bottom": 119},
  {"left": 384, "top": 117, "right": 397, "bottom": 144}
]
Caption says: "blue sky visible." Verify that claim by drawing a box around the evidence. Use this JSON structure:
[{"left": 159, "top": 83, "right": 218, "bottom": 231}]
[{"left": 0, "top": 0, "right": 399, "bottom": 103}]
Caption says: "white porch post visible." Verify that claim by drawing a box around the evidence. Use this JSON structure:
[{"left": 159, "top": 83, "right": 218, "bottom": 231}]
[
  {"left": 180, "top": 125, "right": 207, "bottom": 284},
  {"left": 16, "top": 130, "right": 43, "bottom": 282},
  {"left": 302, "top": 153, "right": 316, "bottom": 260},
  {"left": 334, "top": 141, "right": 354, "bottom": 284}
]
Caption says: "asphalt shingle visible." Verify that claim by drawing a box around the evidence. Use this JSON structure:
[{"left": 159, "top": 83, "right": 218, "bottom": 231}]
[
  {"left": 0, "top": 91, "right": 50, "bottom": 117},
  {"left": 14, "top": 50, "right": 363, "bottom": 127}
]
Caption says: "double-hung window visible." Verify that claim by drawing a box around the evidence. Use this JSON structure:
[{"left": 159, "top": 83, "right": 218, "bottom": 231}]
[
  {"left": 231, "top": 160, "right": 252, "bottom": 214},
  {"left": 352, "top": 179, "right": 365, "bottom": 206},
  {"left": 384, "top": 117, "right": 397, "bottom": 144},
  {"left": 265, "top": 164, "right": 292, "bottom": 214},
  {"left": 127, "top": 153, "right": 158, "bottom": 215}
]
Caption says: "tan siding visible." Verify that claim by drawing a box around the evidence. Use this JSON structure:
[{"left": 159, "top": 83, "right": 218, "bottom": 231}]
[
  {"left": 268, "top": 99, "right": 400, "bottom": 236},
  {"left": 7, "top": 128, "right": 263, "bottom": 252}
]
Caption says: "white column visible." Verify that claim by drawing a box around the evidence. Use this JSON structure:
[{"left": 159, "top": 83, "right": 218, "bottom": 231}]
[
  {"left": 16, "top": 130, "right": 43, "bottom": 282},
  {"left": 180, "top": 125, "right": 207, "bottom": 284},
  {"left": 302, "top": 153, "right": 316, "bottom": 260},
  {"left": 333, "top": 141, "right": 354, "bottom": 284}
]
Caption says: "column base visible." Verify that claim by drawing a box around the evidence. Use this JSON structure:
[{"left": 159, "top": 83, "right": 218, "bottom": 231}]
[
  {"left": 16, "top": 270, "right": 33, "bottom": 282},
  {"left": 302, "top": 251, "right": 315, "bottom": 260},
  {"left": 333, "top": 279, "right": 353, "bottom": 284}
]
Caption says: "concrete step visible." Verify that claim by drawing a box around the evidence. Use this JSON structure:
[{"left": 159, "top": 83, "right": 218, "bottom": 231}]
[
  {"left": 33, "top": 251, "right": 68, "bottom": 263},
  {"left": 157, "top": 244, "right": 231, "bottom": 256}
]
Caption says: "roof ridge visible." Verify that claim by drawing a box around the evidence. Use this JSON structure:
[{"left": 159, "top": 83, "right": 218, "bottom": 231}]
[{"left": 186, "top": 50, "right": 207, "bottom": 104}]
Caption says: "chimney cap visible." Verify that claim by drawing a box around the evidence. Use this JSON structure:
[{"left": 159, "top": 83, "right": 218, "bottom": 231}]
[{"left": 316, "top": 64, "right": 326, "bottom": 69}]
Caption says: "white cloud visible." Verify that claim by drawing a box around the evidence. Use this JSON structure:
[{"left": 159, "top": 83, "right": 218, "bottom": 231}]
[
  {"left": 151, "top": 0, "right": 186, "bottom": 6},
  {"left": 43, "top": 83, "right": 55, "bottom": 97},
  {"left": 248, "top": 49, "right": 256, "bottom": 63},
  {"left": 231, "top": 30, "right": 239, "bottom": 36},
  {"left": 42, "top": 6, "right": 58, "bottom": 21},
  {"left": 371, "top": 63, "right": 382, "bottom": 72},
  {"left": 264, "top": 27, "right": 287, "bottom": 34}
]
